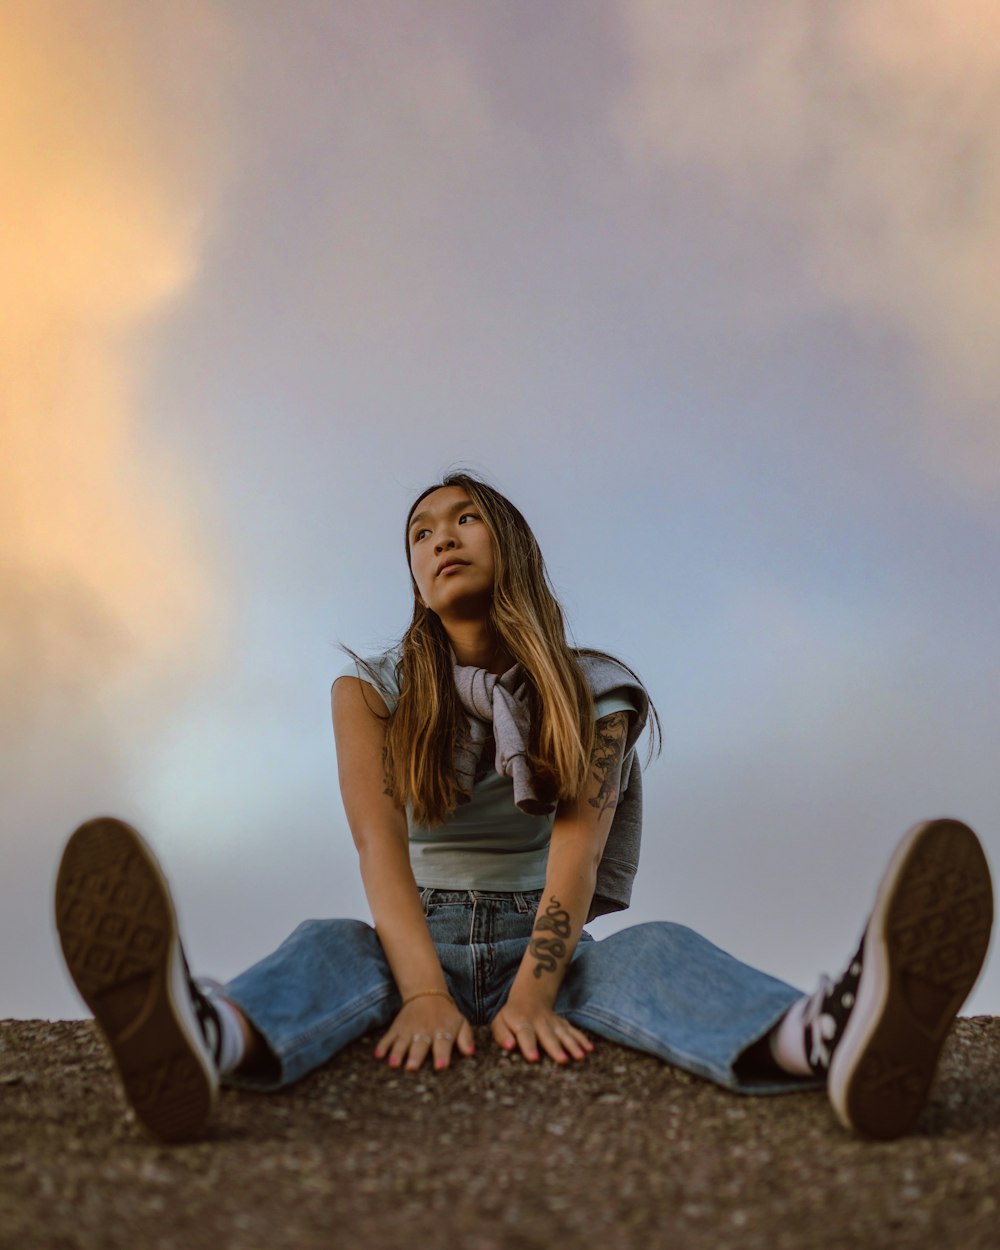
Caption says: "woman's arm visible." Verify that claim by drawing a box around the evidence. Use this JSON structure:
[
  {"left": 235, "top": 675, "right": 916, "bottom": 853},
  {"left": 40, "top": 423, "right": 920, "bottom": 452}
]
[
  {"left": 332, "top": 675, "right": 475, "bottom": 1070},
  {"left": 491, "top": 710, "right": 631, "bottom": 1063}
]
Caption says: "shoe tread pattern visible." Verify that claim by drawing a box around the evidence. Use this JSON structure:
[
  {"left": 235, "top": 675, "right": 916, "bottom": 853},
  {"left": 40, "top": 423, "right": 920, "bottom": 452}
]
[
  {"left": 845, "top": 819, "right": 993, "bottom": 1140},
  {"left": 55, "top": 818, "right": 214, "bottom": 1142},
  {"left": 886, "top": 820, "right": 993, "bottom": 1031}
]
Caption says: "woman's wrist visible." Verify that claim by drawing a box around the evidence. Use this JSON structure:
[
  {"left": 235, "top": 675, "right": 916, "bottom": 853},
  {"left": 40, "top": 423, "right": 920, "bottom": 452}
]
[
  {"left": 508, "top": 969, "right": 559, "bottom": 1007},
  {"left": 401, "top": 988, "right": 453, "bottom": 1007}
]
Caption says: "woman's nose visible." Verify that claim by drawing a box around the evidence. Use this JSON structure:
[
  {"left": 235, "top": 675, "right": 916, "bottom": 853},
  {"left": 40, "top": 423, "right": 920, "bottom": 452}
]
[{"left": 434, "top": 535, "right": 456, "bottom": 555}]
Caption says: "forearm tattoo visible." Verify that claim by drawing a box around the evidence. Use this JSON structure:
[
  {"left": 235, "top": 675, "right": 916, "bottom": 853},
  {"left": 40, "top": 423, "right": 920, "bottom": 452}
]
[
  {"left": 529, "top": 895, "right": 572, "bottom": 979},
  {"left": 587, "top": 711, "right": 628, "bottom": 817}
]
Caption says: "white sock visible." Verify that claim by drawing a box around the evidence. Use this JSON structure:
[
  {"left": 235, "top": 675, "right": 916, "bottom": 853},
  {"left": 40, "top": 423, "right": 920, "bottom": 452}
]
[
  {"left": 768, "top": 995, "right": 814, "bottom": 1077},
  {"left": 210, "top": 995, "right": 247, "bottom": 1076},
  {"left": 193, "top": 976, "right": 248, "bottom": 1075}
]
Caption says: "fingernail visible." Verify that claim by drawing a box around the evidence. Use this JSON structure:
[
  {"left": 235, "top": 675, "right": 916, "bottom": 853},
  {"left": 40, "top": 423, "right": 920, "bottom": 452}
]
[
  {"left": 530, "top": 1051, "right": 539, "bottom": 1062},
  {"left": 435, "top": 1058, "right": 446, "bottom": 1070},
  {"left": 388, "top": 1056, "right": 399, "bottom": 1067},
  {"left": 502, "top": 1038, "right": 515, "bottom": 1050}
]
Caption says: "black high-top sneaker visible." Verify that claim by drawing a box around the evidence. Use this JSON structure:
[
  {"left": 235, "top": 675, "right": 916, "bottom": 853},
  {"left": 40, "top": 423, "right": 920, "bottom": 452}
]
[
  {"left": 802, "top": 818, "right": 993, "bottom": 1139},
  {"left": 55, "top": 817, "right": 220, "bottom": 1141}
]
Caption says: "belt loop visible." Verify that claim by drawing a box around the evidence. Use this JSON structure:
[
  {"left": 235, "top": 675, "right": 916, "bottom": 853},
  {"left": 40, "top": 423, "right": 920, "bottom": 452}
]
[
  {"left": 419, "top": 886, "right": 433, "bottom": 910},
  {"left": 513, "top": 891, "right": 526, "bottom": 913}
]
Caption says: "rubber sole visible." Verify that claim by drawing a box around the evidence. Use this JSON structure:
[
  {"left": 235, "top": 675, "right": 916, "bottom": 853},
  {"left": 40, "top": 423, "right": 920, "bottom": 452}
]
[
  {"left": 827, "top": 818, "right": 993, "bottom": 1139},
  {"left": 55, "top": 817, "right": 217, "bottom": 1142}
]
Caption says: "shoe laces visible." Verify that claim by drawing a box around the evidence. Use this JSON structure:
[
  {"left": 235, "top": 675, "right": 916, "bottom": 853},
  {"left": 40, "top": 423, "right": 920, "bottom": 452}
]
[
  {"left": 182, "top": 957, "right": 224, "bottom": 1064},
  {"left": 801, "top": 974, "right": 838, "bottom": 1070},
  {"left": 802, "top": 938, "right": 865, "bottom": 1073}
]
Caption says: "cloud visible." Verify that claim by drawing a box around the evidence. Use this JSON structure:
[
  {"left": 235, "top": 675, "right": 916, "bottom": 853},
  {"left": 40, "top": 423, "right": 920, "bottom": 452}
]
[
  {"left": 0, "top": 1, "right": 237, "bottom": 1018},
  {"left": 0, "top": 1, "right": 230, "bottom": 736},
  {"left": 613, "top": 0, "right": 1000, "bottom": 489}
]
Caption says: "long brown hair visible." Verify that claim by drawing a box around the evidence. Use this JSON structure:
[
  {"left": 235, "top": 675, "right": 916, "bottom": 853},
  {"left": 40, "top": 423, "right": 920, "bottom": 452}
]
[{"left": 352, "top": 473, "right": 658, "bottom": 826}]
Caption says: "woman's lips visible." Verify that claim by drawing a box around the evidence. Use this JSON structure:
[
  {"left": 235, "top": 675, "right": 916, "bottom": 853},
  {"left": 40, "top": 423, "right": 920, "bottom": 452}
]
[{"left": 438, "top": 561, "right": 469, "bottom": 576}]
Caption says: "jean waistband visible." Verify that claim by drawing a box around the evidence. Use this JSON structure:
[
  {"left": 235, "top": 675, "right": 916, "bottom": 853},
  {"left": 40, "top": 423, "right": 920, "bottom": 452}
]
[{"left": 419, "top": 887, "right": 544, "bottom": 914}]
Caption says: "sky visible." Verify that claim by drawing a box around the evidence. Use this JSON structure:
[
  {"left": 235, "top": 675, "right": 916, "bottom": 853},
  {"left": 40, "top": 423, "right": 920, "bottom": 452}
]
[{"left": 3, "top": 0, "right": 999, "bottom": 1023}]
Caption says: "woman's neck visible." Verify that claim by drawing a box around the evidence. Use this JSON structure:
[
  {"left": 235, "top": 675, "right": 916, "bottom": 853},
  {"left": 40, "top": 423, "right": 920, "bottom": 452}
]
[{"left": 445, "top": 621, "right": 514, "bottom": 674}]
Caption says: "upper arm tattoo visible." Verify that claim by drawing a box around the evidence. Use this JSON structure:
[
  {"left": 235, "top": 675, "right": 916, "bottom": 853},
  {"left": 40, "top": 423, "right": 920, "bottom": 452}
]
[
  {"left": 587, "top": 711, "right": 629, "bottom": 817},
  {"left": 380, "top": 745, "right": 394, "bottom": 798}
]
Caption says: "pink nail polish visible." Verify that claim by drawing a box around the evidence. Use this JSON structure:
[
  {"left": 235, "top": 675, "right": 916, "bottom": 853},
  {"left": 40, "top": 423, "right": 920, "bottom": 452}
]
[
  {"left": 435, "top": 1059, "right": 445, "bottom": 1070},
  {"left": 388, "top": 1056, "right": 399, "bottom": 1067}
]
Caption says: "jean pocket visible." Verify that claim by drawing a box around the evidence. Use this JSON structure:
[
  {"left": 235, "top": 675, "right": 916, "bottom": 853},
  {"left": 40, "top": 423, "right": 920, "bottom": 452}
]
[{"left": 420, "top": 890, "right": 475, "bottom": 919}]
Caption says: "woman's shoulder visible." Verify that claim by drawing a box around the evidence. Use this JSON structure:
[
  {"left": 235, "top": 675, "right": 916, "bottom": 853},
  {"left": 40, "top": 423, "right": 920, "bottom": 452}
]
[
  {"left": 333, "top": 646, "right": 403, "bottom": 710},
  {"left": 573, "top": 648, "right": 651, "bottom": 727},
  {"left": 574, "top": 648, "right": 646, "bottom": 694}
]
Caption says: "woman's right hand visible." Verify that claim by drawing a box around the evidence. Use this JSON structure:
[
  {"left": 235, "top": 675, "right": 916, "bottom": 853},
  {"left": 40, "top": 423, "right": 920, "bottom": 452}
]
[{"left": 374, "top": 994, "right": 475, "bottom": 1072}]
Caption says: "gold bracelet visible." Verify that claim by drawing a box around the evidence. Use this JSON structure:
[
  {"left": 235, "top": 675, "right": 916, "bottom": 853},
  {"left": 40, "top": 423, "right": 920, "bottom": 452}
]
[{"left": 402, "top": 989, "right": 453, "bottom": 1006}]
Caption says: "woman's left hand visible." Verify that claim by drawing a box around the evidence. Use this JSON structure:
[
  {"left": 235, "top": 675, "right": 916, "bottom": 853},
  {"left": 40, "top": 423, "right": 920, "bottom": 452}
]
[{"left": 491, "top": 990, "right": 594, "bottom": 1064}]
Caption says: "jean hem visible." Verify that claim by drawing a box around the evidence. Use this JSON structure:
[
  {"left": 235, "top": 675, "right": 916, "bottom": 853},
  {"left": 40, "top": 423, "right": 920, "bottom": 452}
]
[
  {"left": 223, "top": 982, "right": 399, "bottom": 1090},
  {"left": 567, "top": 1001, "right": 823, "bottom": 1096}
]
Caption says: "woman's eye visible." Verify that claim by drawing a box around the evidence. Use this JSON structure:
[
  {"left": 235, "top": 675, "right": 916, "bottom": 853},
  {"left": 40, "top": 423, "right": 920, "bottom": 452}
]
[
  {"left": 458, "top": 512, "right": 478, "bottom": 525},
  {"left": 414, "top": 528, "right": 430, "bottom": 542}
]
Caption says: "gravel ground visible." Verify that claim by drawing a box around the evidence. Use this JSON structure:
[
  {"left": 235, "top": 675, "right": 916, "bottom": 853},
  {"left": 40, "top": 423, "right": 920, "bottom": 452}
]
[{"left": 2, "top": 1017, "right": 999, "bottom": 1250}]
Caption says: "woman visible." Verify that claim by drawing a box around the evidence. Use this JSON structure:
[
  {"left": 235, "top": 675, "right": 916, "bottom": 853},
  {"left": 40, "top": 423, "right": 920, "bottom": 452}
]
[{"left": 56, "top": 473, "right": 994, "bottom": 1144}]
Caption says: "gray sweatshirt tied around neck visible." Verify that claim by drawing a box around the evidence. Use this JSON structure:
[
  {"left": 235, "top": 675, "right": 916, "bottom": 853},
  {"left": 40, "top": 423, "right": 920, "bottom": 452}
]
[{"left": 452, "top": 652, "right": 650, "bottom": 922}]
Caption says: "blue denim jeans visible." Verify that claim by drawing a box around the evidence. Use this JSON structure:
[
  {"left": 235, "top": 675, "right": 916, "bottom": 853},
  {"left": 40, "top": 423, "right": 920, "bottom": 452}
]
[{"left": 224, "top": 888, "right": 817, "bottom": 1095}]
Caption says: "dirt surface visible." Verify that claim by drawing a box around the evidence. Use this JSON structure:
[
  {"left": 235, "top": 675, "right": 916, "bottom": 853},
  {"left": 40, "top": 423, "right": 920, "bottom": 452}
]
[{"left": 2, "top": 1017, "right": 999, "bottom": 1250}]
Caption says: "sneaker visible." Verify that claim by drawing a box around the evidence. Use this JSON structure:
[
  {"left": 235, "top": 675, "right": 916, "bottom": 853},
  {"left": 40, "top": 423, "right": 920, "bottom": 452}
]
[
  {"left": 55, "top": 816, "right": 220, "bottom": 1141},
  {"left": 803, "top": 818, "right": 993, "bottom": 1139}
]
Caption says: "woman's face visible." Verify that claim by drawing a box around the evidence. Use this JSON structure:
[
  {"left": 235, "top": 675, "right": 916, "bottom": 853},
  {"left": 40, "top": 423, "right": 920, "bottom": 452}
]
[{"left": 407, "top": 485, "right": 496, "bottom": 619}]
